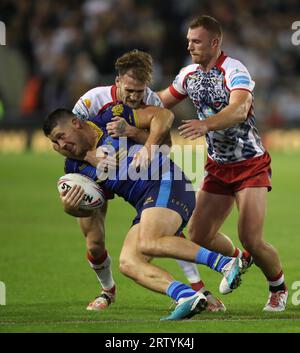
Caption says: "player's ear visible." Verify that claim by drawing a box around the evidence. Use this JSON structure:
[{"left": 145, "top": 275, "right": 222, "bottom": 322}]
[
  {"left": 115, "top": 76, "right": 120, "bottom": 86},
  {"left": 72, "top": 117, "right": 82, "bottom": 129},
  {"left": 211, "top": 37, "right": 220, "bottom": 49}
]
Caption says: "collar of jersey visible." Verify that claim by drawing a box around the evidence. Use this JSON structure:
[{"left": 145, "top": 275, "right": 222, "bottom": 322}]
[
  {"left": 86, "top": 121, "right": 103, "bottom": 146},
  {"left": 215, "top": 51, "right": 227, "bottom": 69}
]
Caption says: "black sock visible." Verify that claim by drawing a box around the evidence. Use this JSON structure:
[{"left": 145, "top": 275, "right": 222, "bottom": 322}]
[{"left": 269, "top": 282, "right": 286, "bottom": 293}]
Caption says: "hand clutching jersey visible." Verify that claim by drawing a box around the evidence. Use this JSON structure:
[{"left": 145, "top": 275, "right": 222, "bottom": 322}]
[{"left": 65, "top": 104, "right": 195, "bottom": 233}]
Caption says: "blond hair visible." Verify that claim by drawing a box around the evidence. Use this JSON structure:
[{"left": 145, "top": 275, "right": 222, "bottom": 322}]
[{"left": 115, "top": 49, "right": 153, "bottom": 84}]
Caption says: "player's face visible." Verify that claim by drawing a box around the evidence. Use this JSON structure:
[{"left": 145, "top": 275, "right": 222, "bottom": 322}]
[
  {"left": 187, "top": 27, "right": 219, "bottom": 65},
  {"left": 49, "top": 119, "right": 89, "bottom": 159},
  {"left": 116, "top": 74, "right": 146, "bottom": 109}
]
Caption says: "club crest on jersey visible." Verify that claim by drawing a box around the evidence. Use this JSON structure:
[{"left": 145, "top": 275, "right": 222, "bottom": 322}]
[{"left": 112, "top": 104, "right": 124, "bottom": 116}]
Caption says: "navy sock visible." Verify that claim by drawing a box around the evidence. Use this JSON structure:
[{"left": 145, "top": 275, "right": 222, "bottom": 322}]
[
  {"left": 166, "top": 281, "right": 196, "bottom": 302},
  {"left": 195, "top": 247, "right": 232, "bottom": 273}
]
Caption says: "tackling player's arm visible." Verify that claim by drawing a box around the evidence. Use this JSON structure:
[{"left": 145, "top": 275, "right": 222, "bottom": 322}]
[
  {"left": 131, "top": 106, "right": 174, "bottom": 169},
  {"left": 156, "top": 87, "right": 185, "bottom": 144},
  {"left": 135, "top": 106, "right": 174, "bottom": 145},
  {"left": 157, "top": 88, "right": 183, "bottom": 109},
  {"left": 106, "top": 110, "right": 173, "bottom": 147},
  {"left": 179, "top": 90, "right": 252, "bottom": 140},
  {"left": 206, "top": 90, "right": 252, "bottom": 129}
]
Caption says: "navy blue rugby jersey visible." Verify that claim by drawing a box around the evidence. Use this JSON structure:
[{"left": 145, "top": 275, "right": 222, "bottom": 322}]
[{"left": 65, "top": 104, "right": 184, "bottom": 207}]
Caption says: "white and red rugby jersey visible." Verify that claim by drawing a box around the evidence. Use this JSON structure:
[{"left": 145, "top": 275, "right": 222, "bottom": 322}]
[
  {"left": 72, "top": 85, "right": 163, "bottom": 120},
  {"left": 170, "top": 52, "right": 265, "bottom": 164}
]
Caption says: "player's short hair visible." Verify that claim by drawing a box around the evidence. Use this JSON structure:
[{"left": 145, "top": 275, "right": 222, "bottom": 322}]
[
  {"left": 115, "top": 49, "right": 153, "bottom": 84},
  {"left": 43, "top": 108, "right": 73, "bottom": 136},
  {"left": 189, "top": 15, "right": 222, "bottom": 38}
]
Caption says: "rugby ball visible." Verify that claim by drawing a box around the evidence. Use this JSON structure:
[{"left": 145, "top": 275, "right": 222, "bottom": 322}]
[{"left": 57, "top": 173, "right": 106, "bottom": 210}]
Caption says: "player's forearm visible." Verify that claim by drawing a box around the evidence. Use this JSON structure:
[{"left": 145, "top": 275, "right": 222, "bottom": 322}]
[
  {"left": 162, "top": 132, "right": 172, "bottom": 148},
  {"left": 156, "top": 89, "right": 179, "bottom": 109},
  {"left": 127, "top": 125, "right": 149, "bottom": 144},
  {"left": 64, "top": 207, "right": 93, "bottom": 218},
  {"left": 206, "top": 102, "right": 248, "bottom": 131},
  {"left": 145, "top": 110, "right": 174, "bottom": 147}
]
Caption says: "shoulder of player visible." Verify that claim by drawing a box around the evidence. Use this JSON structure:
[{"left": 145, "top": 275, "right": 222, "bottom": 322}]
[
  {"left": 170, "top": 64, "right": 199, "bottom": 94},
  {"left": 220, "top": 56, "right": 255, "bottom": 92},
  {"left": 135, "top": 105, "right": 169, "bottom": 120},
  {"left": 143, "top": 86, "right": 155, "bottom": 101},
  {"left": 73, "top": 85, "right": 117, "bottom": 119},
  {"left": 177, "top": 63, "right": 199, "bottom": 77},
  {"left": 143, "top": 87, "right": 163, "bottom": 107},
  {"left": 220, "top": 56, "right": 249, "bottom": 75},
  {"left": 136, "top": 105, "right": 164, "bottom": 113},
  {"left": 81, "top": 85, "right": 114, "bottom": 104},
  {"left": 173, "top": 64, "right": 199, "bottom": 91}
]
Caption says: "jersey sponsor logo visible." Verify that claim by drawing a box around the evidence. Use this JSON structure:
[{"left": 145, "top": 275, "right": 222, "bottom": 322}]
[
  {"left": 84, "top": 98, "right": 91, "bottom": 109},
  {"left": 73, "top": 98, "right": 90, "bottom": 120},
  {"left": 228, "top": 68, "right": 248, "bottom": 79}
]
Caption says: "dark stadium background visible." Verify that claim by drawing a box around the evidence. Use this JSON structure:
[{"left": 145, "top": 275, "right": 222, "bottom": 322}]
[{"left": 1, "top": 0, "right": 300, "bottom": 133}]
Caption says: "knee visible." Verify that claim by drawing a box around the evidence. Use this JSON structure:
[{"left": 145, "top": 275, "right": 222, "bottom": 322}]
[
  {"left": 86, "top": 240, "right": 105, "bottom": 259},
  {"left": 240, "top": 237, "right": 263, "bottom": 254},
  {"left": 138, "top": 239, "right": 159, "bottom": 257},
  {"left": 119, "top": 257, "right": 137, "bottom": 279},
  {"left": 188, "top": 224, "right": 213, "bottom": 248},
  {"left": 188, "top": 221, "right": 214, "bottom": 247},
  {"left": 187, "top": 221, "right": 198, "bottom": 242},
  {"left": 84, "top": 229, "right": 105, "bottom": 258}
]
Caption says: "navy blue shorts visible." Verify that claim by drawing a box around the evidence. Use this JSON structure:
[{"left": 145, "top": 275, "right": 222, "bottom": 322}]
[{"left": 132, "top": 170, "right": 196, "bottom": 235}]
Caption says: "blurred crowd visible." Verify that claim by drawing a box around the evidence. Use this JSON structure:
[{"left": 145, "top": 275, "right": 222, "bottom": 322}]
[{"left": 0, "top": 0, "right": 300, "bottom": 127}]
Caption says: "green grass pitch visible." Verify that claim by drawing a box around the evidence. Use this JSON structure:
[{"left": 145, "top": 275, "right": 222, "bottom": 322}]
[{"left": 0, "top": 150, "right": 299, "bottom": 333}]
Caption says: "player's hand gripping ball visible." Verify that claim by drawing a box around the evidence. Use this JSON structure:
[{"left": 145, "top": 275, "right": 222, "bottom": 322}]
[{"left": 57, "top": 173, "right": 106, "bottom": 210}]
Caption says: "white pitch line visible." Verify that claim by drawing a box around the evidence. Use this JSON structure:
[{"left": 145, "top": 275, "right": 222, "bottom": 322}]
[{"left": 1, "top": 317, "right": 300, "bottom": 326}]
